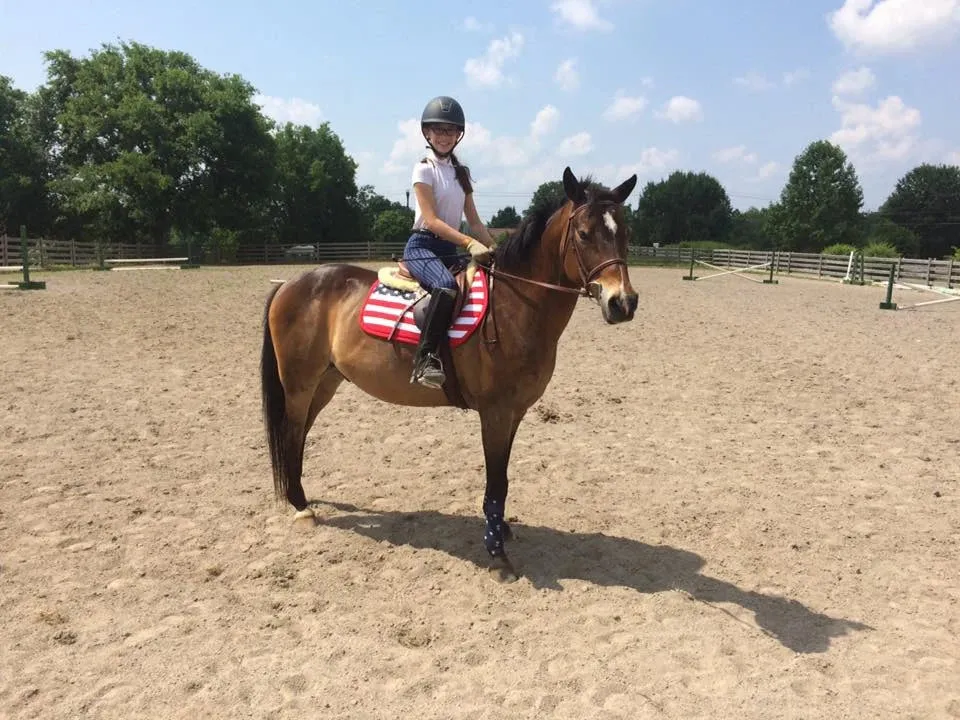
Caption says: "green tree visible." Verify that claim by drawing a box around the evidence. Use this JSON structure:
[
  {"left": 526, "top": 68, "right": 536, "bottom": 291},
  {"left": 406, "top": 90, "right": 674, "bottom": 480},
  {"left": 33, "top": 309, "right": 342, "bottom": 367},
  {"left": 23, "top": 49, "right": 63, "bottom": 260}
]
[
  {"left": 635, "top": 171, "right": 733, "bottom": 246},
  {"left": 879, "top": 163, "right": 960, "bottom": 259},
  {"left": 372, "top": 208, "right": 414, "bottom": 248},
  {"left": 353, "top": 185, "right": 405, "bottom": 243},
  {"left": 525, "top": 181, "right": 565, "bottom": 217},
  {"left": 862, "top": 212, "right": 918, "bottom": 256},
  {"left": 41, "top": 40, "right": 275, "bottom": 249},
  {"left": 730, "top": 206, "right": 777, "bottom": 250},
  {"left": 0, "top": 76, "right": 48, "bottom": 235},
  {"left": 776, "top": 140, "right": 864, "bottom": 252},
  {"left": 271, "top": 122, "right": 359, "bottom": 246},
  {"left": 489, "top": 205, "right": 520, "bottom": 227}
]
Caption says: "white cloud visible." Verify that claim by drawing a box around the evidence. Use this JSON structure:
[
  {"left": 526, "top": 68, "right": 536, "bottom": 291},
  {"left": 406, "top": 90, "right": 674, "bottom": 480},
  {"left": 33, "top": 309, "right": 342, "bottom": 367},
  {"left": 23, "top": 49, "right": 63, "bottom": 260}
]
[
  {"left": 735, "top": 69, "right": 811, "bottom": 90},
  {"left": 463, "top": 16, "right": 493, "bottom": 32},
  {"left": 584, "top": 148, "right": 681, "bottom": 186},
  {"left": 253, "top": 94, "right": 323, "bottom": 128},
  {"left": 530, "top": 105, "right": 559, "bottom": 140},
  {"left": 832, "top": 67, "right": 876, "bottom": 95},
  {"left": 783, "top": 68, "right": 811, "bottom": 86},
  {"left": 554, "top": 58, "right": 580, "bottom": 92},
  {"left": 734, "top": 72, "right": 775, "bottom": 91},
  {"left": 828, "top": 0, "right": 960, "bottom": 54},
  {"left": 464, "top": 31, "right": 524, "bottom": 88},
  {"left": 550, "top": 0, "right": 613, "bottom": 31},
  {"left": 948, "top": 150, "right": 960, "bottom": 165},
  {"left": 383, "top": 118, "right": 428, "bottom": 174},
  {"left": 603, "top": 91, "right": 647, "bottom": 121},
  {"left": 461, "top": 124, "right": 532, "bottom": 167},
  {"left": 658, "top": 96, "right": 703, "bottom": 123},
  {"left": 830, "top": 94, "right": 922, "bottom": 162},
  {"left": 757, "top": 161, "right": 781, "bottom": 179},
  {"left": 557, "top": 132, "right": 593, "bottom": 156},
  {"left": 713, "top": 145, "right": 758, "bottom": 164}
]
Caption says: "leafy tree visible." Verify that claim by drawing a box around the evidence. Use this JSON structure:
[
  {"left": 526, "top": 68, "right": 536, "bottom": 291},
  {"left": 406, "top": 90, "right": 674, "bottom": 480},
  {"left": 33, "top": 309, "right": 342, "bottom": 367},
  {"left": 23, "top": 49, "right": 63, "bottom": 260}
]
[
  {"left": 776, "top": 140, "right": 863, "bottom": 252},
  {"left": 41, "top": 40, "right": 275, "bottom": 249},
  {"left": 635, "top": 170, "right": 733, "bottom": 246},
  {"left": 862, "top": 212, "right": 917, "bottom": 256},
  {"left": 353, "top": 185, "right": 405, "bottom": 243},
  {"left": 489, "top": 205, "right": 520, "bottom": 227},
  {"left": 372, "top": 208, "right": 414, "bottom": 248},
  {"left": 731, "top": 206, "right": 777, "bottom": 249},
  {"left": 525, "top": 181, "right": 565, "bottom": 217},
  {"left": 0, "top": 76, "right": 48, "bottom": 235},
  {"left": 271, "top": 121, "right": 359, "bottom": 246},
  {"left": 879, "top": 163, "right": 960, "bottom": 259}
]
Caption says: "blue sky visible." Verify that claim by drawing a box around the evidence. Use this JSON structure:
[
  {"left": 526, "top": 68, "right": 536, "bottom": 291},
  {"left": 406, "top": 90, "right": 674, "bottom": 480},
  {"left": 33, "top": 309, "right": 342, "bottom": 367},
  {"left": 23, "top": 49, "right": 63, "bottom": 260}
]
[{"left": 2, "top": 0, "right": 959, "bottom": 221}]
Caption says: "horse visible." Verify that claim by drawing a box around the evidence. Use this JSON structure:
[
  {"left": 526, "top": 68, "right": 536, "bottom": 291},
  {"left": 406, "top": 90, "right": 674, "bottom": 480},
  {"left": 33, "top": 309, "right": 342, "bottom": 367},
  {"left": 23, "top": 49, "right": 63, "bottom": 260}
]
[{"left": 260, "top": 166, "right": 639, "bottom": 582}]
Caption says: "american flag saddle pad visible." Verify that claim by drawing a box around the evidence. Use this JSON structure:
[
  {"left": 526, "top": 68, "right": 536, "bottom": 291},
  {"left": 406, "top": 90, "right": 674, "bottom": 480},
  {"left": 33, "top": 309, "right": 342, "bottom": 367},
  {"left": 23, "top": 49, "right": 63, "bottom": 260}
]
[{"left": 358, "top": 268, "right": 489, "bottom": 347}]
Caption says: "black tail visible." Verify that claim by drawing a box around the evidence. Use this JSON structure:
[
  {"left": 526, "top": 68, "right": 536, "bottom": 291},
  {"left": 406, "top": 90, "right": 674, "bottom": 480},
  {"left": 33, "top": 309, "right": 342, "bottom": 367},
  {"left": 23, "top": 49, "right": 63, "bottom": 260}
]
[{"left": 260, "top": 283, "right": 288, "bottom": 501}]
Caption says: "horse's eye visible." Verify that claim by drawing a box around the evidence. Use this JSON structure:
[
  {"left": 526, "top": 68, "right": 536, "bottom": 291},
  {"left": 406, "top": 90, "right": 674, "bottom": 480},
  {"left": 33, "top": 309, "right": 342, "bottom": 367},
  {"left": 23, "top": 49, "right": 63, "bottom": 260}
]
[{"left": 577, "top": 229, "right": 589, "bottom": 241}]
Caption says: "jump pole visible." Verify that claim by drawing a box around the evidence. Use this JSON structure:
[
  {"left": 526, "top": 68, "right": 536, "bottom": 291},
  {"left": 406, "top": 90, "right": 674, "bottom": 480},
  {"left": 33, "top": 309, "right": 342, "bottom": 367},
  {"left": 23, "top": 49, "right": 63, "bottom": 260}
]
[{"left": 692, "top": 259, "right": 770, "bottom": 283}]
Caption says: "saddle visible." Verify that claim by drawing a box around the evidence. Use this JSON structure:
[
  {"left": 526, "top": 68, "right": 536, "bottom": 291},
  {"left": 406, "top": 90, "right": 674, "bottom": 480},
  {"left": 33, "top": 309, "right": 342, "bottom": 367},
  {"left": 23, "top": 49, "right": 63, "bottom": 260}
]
[
  {"left": 376, "top": 258, "right": 478, "bottom": 323},
  {"left": 361, "top": 258, "right": 489, "bottom": 410}
]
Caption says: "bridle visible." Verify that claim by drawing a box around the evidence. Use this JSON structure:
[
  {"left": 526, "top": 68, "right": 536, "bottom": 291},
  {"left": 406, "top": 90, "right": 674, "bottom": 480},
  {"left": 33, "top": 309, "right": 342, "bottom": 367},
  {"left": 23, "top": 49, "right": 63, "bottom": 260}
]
[{"left": 484, "top": 200, "right": 628, "bottom": 299}]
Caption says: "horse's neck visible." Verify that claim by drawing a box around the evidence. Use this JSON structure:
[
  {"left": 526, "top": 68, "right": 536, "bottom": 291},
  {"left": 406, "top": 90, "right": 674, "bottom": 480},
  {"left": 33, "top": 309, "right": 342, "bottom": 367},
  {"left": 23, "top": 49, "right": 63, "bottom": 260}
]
[{"left": 502, "top": 211, "right": 580, "bottom": 342}]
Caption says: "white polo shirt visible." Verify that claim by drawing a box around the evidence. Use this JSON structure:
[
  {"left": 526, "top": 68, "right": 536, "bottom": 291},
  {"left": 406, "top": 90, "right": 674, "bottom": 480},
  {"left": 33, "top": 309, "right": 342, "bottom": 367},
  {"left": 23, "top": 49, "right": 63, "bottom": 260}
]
[{"left": 411, "top": 150, "right": 466, "bottom": 232}]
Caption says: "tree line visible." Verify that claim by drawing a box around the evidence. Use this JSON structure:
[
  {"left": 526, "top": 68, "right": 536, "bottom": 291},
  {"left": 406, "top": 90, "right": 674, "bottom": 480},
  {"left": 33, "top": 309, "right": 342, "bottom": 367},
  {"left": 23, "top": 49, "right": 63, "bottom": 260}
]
[
  {"left": 508, "top": 141, "right": 960, "bottom": 260},
  {"left": 2, "top": 40, "right": 958, "bottom": 261},
  {"left": 0, "top": 40, "right": 414, "bottom": 258}
]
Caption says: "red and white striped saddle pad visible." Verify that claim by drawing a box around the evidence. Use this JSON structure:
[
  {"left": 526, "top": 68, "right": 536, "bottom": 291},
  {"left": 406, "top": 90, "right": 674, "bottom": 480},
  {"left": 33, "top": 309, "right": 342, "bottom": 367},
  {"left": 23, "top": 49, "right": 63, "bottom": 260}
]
[{"left": 358, "top": 268, "right": 489, "bottom": 347}]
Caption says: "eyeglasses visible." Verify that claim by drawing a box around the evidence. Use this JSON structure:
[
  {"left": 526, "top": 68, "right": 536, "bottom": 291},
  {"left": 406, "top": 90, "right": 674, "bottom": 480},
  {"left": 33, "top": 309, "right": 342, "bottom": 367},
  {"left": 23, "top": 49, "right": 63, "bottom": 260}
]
[{"left": 429, "top": 126, "right": 461, "bottom": 137}]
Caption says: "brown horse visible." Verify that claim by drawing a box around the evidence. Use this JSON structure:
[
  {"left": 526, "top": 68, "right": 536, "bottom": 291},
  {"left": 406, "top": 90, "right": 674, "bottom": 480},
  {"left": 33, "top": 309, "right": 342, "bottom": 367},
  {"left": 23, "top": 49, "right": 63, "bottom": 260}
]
[{"left": 260, "top": 166, "right": 638, "bottom": 581}]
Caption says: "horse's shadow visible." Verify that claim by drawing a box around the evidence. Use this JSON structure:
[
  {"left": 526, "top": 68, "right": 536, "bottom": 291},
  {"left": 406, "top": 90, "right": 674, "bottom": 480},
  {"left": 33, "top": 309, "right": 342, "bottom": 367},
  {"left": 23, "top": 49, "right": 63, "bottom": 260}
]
[{"left": 309, "top": 499, "right": 872, "bottom": 654}]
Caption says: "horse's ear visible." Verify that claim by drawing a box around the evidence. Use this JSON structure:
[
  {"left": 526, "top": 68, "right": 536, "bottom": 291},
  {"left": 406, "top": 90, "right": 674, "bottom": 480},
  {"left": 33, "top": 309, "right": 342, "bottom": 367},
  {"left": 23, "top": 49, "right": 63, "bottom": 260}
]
[
  {"left": 562, "top": 166, "right": 585, "bottom": 204},
  {"left": 611, "top": 174, "right": 638, "bottom": 204}
]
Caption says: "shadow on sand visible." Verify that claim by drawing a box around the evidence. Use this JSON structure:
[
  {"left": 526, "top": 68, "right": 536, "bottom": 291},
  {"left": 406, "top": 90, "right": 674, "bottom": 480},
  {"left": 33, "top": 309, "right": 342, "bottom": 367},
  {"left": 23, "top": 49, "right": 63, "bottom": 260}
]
[{"left": 308, "top": 499, "right": 872, "bottom": 654}]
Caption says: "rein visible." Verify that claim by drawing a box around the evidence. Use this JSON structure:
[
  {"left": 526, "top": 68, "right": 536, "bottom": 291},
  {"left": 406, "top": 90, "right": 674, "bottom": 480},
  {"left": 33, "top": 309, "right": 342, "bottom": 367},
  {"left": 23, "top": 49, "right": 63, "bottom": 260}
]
[
  {"left": 479, "top": 200, "right": 628, "bottom": 346},
  {"left": 484, "top": 201, "right": 627, "bottom": 298}
]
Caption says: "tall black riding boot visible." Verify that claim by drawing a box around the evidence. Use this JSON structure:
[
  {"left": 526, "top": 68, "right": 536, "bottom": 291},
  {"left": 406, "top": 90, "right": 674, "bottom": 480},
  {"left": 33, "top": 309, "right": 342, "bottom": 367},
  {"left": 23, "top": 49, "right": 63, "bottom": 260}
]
[{"left": 410, "top": 287, "right": 458, "bottom": 389}]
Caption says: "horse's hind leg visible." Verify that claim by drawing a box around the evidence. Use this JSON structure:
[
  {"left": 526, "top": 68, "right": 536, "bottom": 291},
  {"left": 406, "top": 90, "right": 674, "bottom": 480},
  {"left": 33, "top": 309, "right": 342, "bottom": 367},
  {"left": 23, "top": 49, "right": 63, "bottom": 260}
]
[
  {"left": 261, "top": 288, "right": 345, "bottom": 527},
  {"left": 278, "top": 368, "right": 345, "bottom": 529}
]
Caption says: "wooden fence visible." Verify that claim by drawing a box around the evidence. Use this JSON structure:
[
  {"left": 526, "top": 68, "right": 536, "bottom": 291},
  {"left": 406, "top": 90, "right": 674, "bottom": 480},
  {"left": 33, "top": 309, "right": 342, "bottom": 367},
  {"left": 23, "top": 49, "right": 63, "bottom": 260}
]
[
  {"left": 633, "top": 246, "right": 959, "bottom": 287},
  {"left": 0, "top": 236, "right": 172, "bottom": 268},
  {"left": 3, "top": 234, "right": 957, "bottom": 288}
]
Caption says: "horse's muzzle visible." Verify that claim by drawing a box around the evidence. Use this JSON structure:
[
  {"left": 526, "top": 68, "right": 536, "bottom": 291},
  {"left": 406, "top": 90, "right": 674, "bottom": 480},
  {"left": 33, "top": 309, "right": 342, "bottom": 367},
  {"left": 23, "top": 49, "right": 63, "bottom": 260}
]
[{"left": 602, "top": 291, "right": 638, "bottom": 324}]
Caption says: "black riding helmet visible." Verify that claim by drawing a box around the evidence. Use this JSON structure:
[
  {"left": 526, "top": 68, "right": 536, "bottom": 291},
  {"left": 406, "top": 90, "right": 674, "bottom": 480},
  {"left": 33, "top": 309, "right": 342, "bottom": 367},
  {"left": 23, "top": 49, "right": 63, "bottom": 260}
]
[{"left": 421, "top": 96, "right": 465, "bottom": 157}]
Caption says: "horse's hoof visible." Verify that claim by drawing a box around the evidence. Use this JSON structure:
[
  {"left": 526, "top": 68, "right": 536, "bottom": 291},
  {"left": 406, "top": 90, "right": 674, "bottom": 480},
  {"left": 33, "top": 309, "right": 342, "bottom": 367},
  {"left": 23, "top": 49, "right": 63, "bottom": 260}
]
[
  {"left": 292, "top": 508, "right": 319, "bottom": 531},
  {"left": 488, "top": 555, "right": 519, "bottom": 584}
]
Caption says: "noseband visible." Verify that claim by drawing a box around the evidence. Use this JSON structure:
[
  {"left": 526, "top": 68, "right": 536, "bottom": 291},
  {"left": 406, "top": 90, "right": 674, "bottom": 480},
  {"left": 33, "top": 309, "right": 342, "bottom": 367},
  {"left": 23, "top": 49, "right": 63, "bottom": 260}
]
[{"left": 485, "top": 201, "right": 628, "bottom": 298}]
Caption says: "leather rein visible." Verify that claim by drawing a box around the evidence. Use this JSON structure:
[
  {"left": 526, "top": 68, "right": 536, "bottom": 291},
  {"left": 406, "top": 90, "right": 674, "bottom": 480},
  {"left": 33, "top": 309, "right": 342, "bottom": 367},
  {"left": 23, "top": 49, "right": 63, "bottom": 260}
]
[{"left": 481, "top": 201, "right": 627, "bottom": 299}]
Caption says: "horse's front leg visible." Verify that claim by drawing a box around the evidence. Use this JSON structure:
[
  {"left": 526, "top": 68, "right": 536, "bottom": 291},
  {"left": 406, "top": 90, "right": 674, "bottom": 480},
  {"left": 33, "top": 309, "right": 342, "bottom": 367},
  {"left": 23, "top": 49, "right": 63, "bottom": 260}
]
[{"left": 479, "top": 406, "right": 525, "bottom": 583}]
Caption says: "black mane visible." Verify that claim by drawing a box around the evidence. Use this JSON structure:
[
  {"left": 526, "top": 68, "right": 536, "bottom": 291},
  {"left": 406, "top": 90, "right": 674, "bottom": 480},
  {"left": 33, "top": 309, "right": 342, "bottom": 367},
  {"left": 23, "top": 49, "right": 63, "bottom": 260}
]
[{"left": 492, "top": 175, "right": 617, "bottom": 271}]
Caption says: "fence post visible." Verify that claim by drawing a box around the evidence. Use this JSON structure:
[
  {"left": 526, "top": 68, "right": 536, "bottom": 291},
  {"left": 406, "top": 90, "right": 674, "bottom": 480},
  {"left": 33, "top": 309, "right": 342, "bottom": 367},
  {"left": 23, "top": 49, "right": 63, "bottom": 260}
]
[
  {"left": 948, "top": 257, "right": 955, "bottom": 289},
  {"left": 879, "top": 264, "right": 897, "bottom": 310},
  {"left": 18, "top": 225, "right": 45, "bottom": 290},
  {"left": 926, "top": 257, "right": 932, "bottom": 286}
]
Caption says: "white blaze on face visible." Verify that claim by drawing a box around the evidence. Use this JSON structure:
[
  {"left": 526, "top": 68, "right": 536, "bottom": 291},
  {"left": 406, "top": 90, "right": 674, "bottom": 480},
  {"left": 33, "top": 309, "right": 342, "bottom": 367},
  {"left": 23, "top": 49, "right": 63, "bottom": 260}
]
[{"left": 603, "top": 211, "right": 617, "bottom": 236}]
